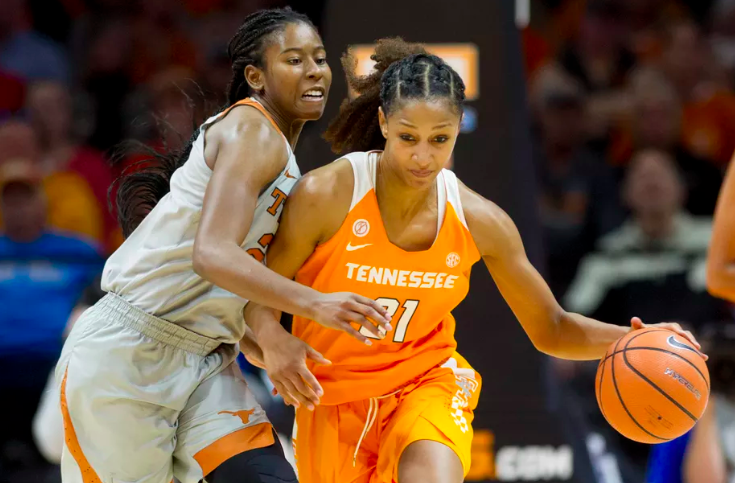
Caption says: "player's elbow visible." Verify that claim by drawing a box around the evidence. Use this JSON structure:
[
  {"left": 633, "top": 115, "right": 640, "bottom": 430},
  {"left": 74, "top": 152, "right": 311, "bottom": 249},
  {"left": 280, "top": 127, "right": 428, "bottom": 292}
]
[
  {"left": 529, "top": 331, "right": 557, "bottom": 355},
  {"left": 526, "top": 322, "right": 559, "bottom": 355},
  {"left": 192, "top": 237, "right": 218, "bottom": 280},
  {"left": 526, "top": 310, "right": 565, "bottom": 356}
]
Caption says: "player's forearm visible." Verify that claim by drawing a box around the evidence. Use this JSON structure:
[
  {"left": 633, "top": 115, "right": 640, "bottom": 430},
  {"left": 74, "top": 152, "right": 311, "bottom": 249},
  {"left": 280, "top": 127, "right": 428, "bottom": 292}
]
[
  {"left": 243, "top": 301, "right": 291, "bottom": 350},
  {"left": 239, "top": 324, "right": 261, "bottom": 354},
  {"left": 193, "top": 241, "right": 317, "bottom": 319},
  {"left": 543, "top": 311, "right": 630, "bottom": 360}
]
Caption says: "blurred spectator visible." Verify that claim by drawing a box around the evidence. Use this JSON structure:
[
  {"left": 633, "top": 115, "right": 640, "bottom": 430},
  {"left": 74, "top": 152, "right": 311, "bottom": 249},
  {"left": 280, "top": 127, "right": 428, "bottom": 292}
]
[
  {"left": 555, "top": 0, "right": 636, "bottom": 140},
  {"left": 128, "top": 0, "right": 198, "bottom": 84},
  {"left": 565, "top": 149, "right": 726, "bottom": 330},
  {"left": 609, "top": 67, "right": 723, "bottom": 214},
  {"left": 710, "top": 0, "right": 735, "bottom": 80},
  {"left": 663, "top": 20, "right": 735, "bottom": 167},
  {"left": 623, "top": 0, "right": 691, "bottom": 64},
  {"left": 0, "top": 158, "right": 102, "bottom": 481},
  {"left": 531, "top": 66, "right": 624, "bottom": 296},
  {"left": 0, "top": 120, "right": 104, "bottom": 244},
  {"left": 26, "top": 81, "right": 120, "bottom": 253},
  {"left": 190, "top": 1, "right": 280, "bottom": 104},
  {"left": 197, "top": 45, "right": 232, "bottom": 106},
  {"left": 74, "top": 16, "right": 134, "bottom": 151},
  {"left": 0, "top": 0, "right": 70, "bottom": 84},
  {"left": 123, "top": 66, "right": 201, "bottom": 168},
  {"left": 0, "top": 71, "right": 26, "bottom": 118},
  {"left": 147, "top": 67, "right": 199, "bottom": 150}
]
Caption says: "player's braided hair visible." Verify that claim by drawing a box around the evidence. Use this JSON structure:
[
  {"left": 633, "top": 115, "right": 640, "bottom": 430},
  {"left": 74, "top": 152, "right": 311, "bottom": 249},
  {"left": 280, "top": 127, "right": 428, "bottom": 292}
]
[
  {"left": 324, "top": 37, "right": 466, "bottom": 154},
  {"left": 112, "top": 8, "right": 313, "bottom": 238}
]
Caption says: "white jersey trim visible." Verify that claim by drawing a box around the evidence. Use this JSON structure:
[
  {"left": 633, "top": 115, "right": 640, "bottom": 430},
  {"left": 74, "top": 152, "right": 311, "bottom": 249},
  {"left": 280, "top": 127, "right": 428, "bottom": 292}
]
[
  {"left": 441, "top": 168, "right": 470, "bottom": 230},
  {"left": 344, "top": 151, "right": 463, "bottom": 239}
]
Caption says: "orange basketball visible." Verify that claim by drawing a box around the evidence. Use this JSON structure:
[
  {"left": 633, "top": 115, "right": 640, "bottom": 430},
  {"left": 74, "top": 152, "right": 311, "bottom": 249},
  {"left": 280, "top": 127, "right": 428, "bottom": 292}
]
[{"left": 595, "top": 328, "right": 710, "bottom": 444}]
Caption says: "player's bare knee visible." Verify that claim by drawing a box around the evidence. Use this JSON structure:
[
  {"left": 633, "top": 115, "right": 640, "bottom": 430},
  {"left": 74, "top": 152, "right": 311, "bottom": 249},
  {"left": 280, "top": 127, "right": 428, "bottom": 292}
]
[{"left": 397, "top": 440, "right": 463, "bottom": 483}]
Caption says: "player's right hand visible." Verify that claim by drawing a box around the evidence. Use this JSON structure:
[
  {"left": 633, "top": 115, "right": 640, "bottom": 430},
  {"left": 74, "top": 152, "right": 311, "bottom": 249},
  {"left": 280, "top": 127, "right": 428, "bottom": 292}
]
[
  {"left": 260, "top": 331, "right": 331, "bottom": 410},
  {"left": 311, "top": 292, "right": 393, "bottom": 345}
]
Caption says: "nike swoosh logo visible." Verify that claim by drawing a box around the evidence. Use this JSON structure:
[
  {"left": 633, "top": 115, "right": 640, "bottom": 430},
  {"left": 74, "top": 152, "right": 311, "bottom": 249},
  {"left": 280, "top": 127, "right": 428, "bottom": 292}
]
[
  {"left": 346, "top": 243, "right": 372, "bottom": 251},
  {"left": 667, "top": 335, "right": 698, "bottom": 354}
]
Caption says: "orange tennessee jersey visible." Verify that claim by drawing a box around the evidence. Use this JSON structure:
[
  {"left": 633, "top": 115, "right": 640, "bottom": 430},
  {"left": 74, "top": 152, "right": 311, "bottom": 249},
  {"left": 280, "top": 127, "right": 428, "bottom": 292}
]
[{"left": 292, "top": 152, "right": 481, "bottom": 405}]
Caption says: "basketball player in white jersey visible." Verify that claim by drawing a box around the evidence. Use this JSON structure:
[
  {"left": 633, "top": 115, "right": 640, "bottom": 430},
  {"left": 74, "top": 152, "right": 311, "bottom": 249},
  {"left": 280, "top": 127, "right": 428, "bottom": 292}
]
[{"left": 55, "top": 9, "right": 389, "bottom": 483}]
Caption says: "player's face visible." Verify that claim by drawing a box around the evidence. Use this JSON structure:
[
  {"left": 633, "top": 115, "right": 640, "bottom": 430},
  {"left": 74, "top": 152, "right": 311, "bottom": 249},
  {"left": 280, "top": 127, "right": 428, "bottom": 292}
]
[
  {"left": 379, "top": 99, "right": 461, "bottom": 189},
  {"left": 260, "top": 22, "right": 332, "bottom": 121},
  {"left": 1, "top": 183, "right": 46, "bottom": 242}
]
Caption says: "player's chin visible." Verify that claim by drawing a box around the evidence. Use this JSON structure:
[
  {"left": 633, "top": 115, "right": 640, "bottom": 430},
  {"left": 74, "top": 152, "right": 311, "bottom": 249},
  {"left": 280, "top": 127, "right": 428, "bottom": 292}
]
[
  {"left": 406, "top": 170, "right": 439, "bottom": 188},
  {"left": 296, "top": 96, "right": 327, "bottom": 120}
]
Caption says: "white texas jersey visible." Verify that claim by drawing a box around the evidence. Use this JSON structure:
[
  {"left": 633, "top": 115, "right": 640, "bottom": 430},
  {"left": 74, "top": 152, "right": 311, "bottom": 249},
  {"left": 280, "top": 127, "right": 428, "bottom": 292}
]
[{"left": 102, "top": 98, "right": 300, "bottom": 344}]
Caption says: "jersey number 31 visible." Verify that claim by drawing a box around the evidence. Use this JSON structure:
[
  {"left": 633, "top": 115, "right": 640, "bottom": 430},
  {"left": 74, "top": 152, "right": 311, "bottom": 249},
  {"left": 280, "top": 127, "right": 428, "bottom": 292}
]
[{"left": 359, "top": 298, "right": 419, "bottom": 343}]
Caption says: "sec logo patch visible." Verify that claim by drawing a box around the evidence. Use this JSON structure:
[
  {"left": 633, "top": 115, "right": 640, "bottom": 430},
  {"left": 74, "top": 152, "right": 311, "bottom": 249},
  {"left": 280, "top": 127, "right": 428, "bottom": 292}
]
[{"left": 446, "top": 252, "right": 461, "bottom": 268}]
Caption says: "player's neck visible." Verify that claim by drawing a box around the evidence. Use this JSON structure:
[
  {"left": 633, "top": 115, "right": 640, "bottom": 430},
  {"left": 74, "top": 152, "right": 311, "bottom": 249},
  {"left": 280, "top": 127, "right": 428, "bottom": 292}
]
[
  {"left": 636, "top": 212, "right": 677, "bottom": 242},
  {"left": 375, "top": 157, "right": 436, "bottom": 220},
  {"left": 252, "top": 96, "right": 305, "bottom": 149}
]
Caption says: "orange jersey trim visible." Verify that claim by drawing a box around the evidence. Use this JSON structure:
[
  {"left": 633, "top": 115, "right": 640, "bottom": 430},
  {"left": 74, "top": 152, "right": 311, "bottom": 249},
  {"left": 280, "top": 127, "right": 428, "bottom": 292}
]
[{"left": 218, "top": 98, "right": 284, "bottom": 136}]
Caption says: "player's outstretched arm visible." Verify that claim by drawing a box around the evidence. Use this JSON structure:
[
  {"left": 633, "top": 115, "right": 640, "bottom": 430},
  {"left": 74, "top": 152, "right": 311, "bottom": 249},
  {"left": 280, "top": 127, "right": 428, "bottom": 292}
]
[
  {"left": 193, "top": 110, "right": 322, "bottom": 318},
  {"left": 459, "top": 182, "right": 703, "bottom": 361},
  {"left": 245, "top": 160, "right": 391, "bottom": 342},
  {"left": 706, "top": 154, "right": 735, "bottom": 301}
]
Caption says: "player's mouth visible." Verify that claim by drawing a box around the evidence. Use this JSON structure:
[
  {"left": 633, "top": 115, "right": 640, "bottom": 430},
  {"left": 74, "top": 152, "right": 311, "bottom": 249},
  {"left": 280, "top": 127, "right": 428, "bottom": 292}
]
[
  {"left": 302, "top": 87, "right": 325, "bottom": 102},
  {"left": 410, "top": 169, "right": 434, "bottom": 178}
]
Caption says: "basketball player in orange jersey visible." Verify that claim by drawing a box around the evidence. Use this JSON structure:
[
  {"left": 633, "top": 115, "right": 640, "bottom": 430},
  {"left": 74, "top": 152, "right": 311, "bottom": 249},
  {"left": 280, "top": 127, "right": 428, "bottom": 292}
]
[
  {"left": 242, "top": 38, "right": 704, "bottom": 483},
  {"left": 707, "top": 155, "right": 735, "bottom": 301}
]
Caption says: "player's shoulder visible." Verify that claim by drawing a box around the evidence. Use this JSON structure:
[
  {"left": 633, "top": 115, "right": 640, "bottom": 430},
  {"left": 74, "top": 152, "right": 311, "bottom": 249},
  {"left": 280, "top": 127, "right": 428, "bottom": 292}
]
[
  {"left": 283, "top": 156, "right": 354, "bottom": 229},
  {"left": 203, "top": 104, "right": 290, "bottom": 181},
  {"left": 213, "top": 104, "right": 284, "bottom": 145},
  {"left": 284, "top": 157, "right": 355, "bottom": 244},
  {"left": 205, "top": 104, "right": 287, "bottom": 162},
  {"left": 456, "top": 177, "right": 519, "bottom": 256},
  {"left": 457, "top": 178, "right": 511, "bottom": 228},
  {"left": 292, "top": 156, "right": 355, "bottom": 206}
]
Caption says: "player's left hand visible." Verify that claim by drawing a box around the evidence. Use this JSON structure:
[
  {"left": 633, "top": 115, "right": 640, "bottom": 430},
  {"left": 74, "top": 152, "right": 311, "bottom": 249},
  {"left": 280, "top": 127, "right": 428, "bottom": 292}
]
[
  {"left": 630, "top": 317, "right": 708, "bottom": 360},
  {"left": 260, "top": 330, "right": 331, "bottom": 410}
]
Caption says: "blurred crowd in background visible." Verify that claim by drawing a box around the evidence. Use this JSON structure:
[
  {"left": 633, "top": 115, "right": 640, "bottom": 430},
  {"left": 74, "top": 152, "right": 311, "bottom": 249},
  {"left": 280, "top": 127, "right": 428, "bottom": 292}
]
[{"left": 1, "top": 0, "right": 734, "bottom": 482}]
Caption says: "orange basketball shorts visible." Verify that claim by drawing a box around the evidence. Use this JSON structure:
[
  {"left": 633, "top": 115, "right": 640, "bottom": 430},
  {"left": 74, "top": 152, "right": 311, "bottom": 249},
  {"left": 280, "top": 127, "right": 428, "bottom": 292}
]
[{"left": 292, "top": 352, "right": 481, "bottom": 483}]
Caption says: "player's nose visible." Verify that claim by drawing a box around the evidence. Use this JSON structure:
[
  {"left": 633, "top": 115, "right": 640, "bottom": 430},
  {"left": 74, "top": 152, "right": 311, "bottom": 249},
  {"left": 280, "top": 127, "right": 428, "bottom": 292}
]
[
  {"left": 411, "top": 145, "right": 433, "bottom": 168},
  {"left": 305, "top": 58, "right": 323, "bottom": 80}
]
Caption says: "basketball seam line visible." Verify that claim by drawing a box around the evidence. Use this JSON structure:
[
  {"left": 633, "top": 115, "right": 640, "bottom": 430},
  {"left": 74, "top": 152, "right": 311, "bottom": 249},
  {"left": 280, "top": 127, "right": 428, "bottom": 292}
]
[
  {"left": 599, "top": 328, "right": 702, "bottom": 365},
  {"left": 605, "top": 347, "right": 710, "bottom": 393},
  {"left": 611, "top": 335, "right": 670, "bottom": 442},
  {"left": 622, "top": 339, "right": 699, "bottom": 423}
]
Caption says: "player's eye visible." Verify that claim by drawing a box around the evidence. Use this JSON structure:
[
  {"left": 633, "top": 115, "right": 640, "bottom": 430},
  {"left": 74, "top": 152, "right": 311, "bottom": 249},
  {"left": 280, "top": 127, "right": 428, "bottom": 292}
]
[
  {"left": 433, "top": 136, "right": 449, "bottom": 143},
  {"left": 287, "top": 58, "right": 302, "bottom": 65},
  {"left": 399, "top": 134, "right": 415, "bottom": 142},
  {"left": 315, "top": 57, "right": 327, "bottom": 65}
]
